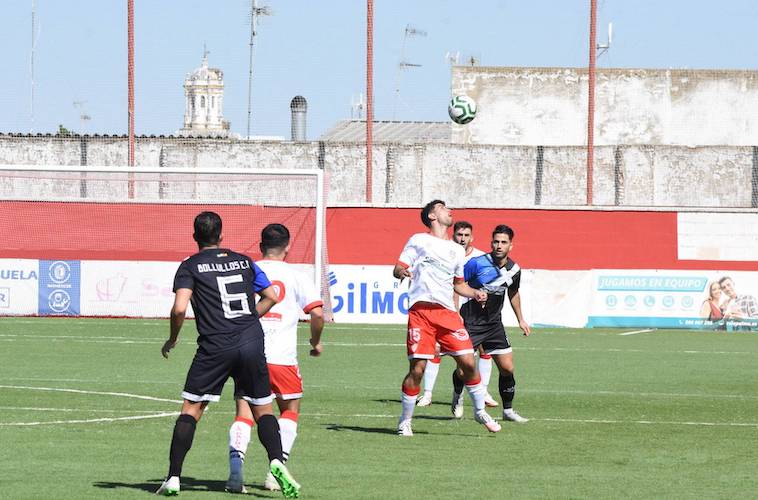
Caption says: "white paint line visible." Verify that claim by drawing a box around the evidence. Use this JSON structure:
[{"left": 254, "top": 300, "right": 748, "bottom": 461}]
[
  {"left": 303, "top": 412, "right": 758, "bottom": 428},
  {"left": 0, "top": 385, "right": 182, "bottom": 404},
  {"left": 619, "top": 329, "right": 655, "bottom": 336},
  {"left": 0, "top": 406, "right": 173, "bottom": 413},
  {"left": 0, "top": 411, "right": 179, "bottom": 426}
]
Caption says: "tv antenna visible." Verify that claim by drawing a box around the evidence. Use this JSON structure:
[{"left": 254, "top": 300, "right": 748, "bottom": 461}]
[
  {"left": 445, "top": 51, "right": 461, "bottom": 66},
  {"left": 246, "top": 0, "right": 273, "bottom": 138},
  {"left": 350, "top": 93, "right": 365, "bottom": 120},
  {"left": 597, "top": 22, "right": 613, "bottom": 57},
  {"left": 393, "top": 24, "right": 426, "bottom": 119},
  {"left": 73, "top": 100, "right": 91, "bottom": 134}
]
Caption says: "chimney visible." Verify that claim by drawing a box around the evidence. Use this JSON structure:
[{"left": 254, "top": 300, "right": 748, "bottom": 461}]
[{"left": 290, "top": 95, "right": 307, "bottom": 141}]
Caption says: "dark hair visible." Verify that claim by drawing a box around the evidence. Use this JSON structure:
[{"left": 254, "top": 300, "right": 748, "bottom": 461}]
[
  {"left": 453, "top": 221, "right": 473, "bottom": 233},
  {"left": 421, "top": 199, "right": 445, "bottom": 228},
  {"left": 193, "top": 211, "right": 222, "bottom": 247},
  {"left": 260, "top": 223, "right": 290, "bottom": 253},
  {"left": 718, "top": 276, "right": 733, "bottom": 286},
  {"left": 492, "top": 224, "right": 514, "bottom": 240}
]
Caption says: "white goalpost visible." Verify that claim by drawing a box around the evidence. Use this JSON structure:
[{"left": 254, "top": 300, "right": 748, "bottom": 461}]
[{"left": 0, "top": 164, "right": 331, "bottom": 319}]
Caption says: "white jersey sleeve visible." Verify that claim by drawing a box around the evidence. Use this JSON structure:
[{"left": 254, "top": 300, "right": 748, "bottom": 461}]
[
  {"left": 398, "top": 234, "right": 421, "bottom": 269},
  {"left": 257, "top": 260, "right": 323, "bottom": 365}
]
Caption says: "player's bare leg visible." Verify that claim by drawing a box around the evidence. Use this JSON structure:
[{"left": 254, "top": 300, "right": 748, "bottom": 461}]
[
  {"left": 452, "top": 354, "right": 501, "bottom": 432},
  {"left": 493, "top": 352, "right": 528, "bottom": 423},
  {"left": 398, "top": 358, "right": 427, "bottom": 436},
  {"left": 157, "top": 400, "right": 208, "bottom": 496}
]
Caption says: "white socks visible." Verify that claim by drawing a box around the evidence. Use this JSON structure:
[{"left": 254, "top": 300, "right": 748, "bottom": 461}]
[
  {"left": 464, "top": 380, "right": 487, "bottom": 413},
  {"left": 228, "top": 418, "right": 253, "bottom": 479},
  {"left": 278, "top": 413, "right": 298, "bottom": 462},
  {"left": 422, "top": 359, "right": 441, "bottom": 395},
  {"left": 478, "top": 356, "right": 493, "bottom": 389}
]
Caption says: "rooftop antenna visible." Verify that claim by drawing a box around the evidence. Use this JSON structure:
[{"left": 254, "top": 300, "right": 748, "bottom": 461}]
[
  {"left": 73, "top": 100, "right": 91, "bottom": 134},
  {"left": 597, "top": 22, "right": 613, "bottom": 57},
  {"left": 351, "top": 93, "right": 365, "bottom": 120},
  {"left": 393, "top": 24, "right": 426, "bottom": 119},
  {"left": 246, "top": 0, "right": 272, "bottom": 139}
]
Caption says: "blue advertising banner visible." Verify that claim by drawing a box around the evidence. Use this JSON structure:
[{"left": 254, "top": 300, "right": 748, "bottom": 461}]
[{"left": 38, "top": 260, "right": 80, "bottom": 315}]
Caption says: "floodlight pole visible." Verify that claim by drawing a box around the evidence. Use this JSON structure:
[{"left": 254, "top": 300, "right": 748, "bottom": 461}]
[
  {"left": 586, "top": 0, "right": 597, "bottom": 206},
  {"left": 127, "top": 0, "right": 135, "bottom": 168},
  {"left": 366, "top": 0, "right": 374, "bottom": 203}
]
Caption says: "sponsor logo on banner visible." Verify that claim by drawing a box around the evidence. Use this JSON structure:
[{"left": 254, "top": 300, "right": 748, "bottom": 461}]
[
  {"left": 39, "top": 260, "right": 80, "bottom": 315},
  {"left": 328, "top": 266, "right": 410, "bottom": 323},
  {"left": 0, "top": 287, "right": 9, "bottom": 308},
  {"left": 589, "top": 270, "right": 758, "bottom": 330}
]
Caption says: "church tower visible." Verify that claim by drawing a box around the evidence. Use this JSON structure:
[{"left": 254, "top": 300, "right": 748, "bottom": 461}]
[{"left": 180, "top": 50, "right": 230, "bottom": 136}]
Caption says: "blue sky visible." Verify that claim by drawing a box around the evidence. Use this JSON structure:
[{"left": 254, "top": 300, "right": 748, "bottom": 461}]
[{"left": 1, "top": 0, "right": 757, "bottom": 139}]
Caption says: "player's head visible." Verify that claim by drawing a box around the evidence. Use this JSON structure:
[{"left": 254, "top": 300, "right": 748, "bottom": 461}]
[
  {"left": 260, "top": 223, "right": 291, "bottom": 257},
  {"left": 453, "top": 221, "right": 474, "bottom": 249},
  {"left": 193, "top": 211, "right": 222, "bottom": 248},
  {"left": 421, "top": 199, "right": 452, "bottom": 228},
  {"left": 491, "top": 224, "right": 514, "bottom": 259}
]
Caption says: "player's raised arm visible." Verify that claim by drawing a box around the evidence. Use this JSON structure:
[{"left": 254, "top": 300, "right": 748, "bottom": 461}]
[{"left": 163, "top": 288, "right": 193, "bottom": 358}]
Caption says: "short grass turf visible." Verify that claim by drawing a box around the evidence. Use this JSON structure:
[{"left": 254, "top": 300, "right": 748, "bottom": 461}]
[{"left": 1, "top": 318, "right": 757, "bottom": 499}]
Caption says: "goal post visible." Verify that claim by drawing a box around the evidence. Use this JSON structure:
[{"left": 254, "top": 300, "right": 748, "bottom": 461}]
[{"left": 0, "top": 164, "right": 331, "bottom": 320}]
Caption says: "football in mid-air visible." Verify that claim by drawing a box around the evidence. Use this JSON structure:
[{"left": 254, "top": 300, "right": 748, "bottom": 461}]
[{"left": 448, "top": 95, "right": 477, "bottom": 124}]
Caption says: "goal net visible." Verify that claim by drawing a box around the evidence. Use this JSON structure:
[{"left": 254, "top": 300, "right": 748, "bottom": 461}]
[{"left": 0, "top": 165, "right": 331, "bottom": 320}]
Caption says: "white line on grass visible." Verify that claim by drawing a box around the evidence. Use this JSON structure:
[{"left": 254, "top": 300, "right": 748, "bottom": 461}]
[
  {"left": 0, "top": 411, "right": 179, "bottom": 426},
  {"left": 0, "top": 406, "right": 173, "bottom": 413},
  {"left": 302, "top": 412, "right": 758, "bottom": 428},
  {"left": 0, "top": 385, "right": 182, "bottom": 404},
  {"left": 619, "top": 329, "right": 655, "bottom": 336}
]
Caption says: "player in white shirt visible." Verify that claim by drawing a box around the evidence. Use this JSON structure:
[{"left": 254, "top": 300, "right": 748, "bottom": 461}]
[
  {"left": 393, "top": 200, "right": 501, "bottom": 436},
  {"left": 416, "top": 220, "right": 499, "bottom": 409},
  {"left": 226, "top": 223, "right": 324, "bottom": 494}
]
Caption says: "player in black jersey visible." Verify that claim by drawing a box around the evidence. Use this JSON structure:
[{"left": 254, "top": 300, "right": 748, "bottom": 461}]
[
  {"left": 156, "top": 212, "right": 301, "bottom": 498},
  {"left": 453, "top": 224, "right": 532, "bottom": 423}
]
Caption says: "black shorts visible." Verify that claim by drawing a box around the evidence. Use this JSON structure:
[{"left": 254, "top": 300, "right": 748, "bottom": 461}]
[
  {"left": 468, "top": 323, "right": 512, "bottom": 355},
  {"left": 182, "top": 336, "right": 274, "bottom": 406}
]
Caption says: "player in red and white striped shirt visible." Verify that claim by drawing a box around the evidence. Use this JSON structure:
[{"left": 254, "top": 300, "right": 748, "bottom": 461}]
[
  {"left": 226, "top": 223, "right": 324, "bottom": 493},
  {"left": 393, "top": 200, "right": 501, "bottom": 436}
]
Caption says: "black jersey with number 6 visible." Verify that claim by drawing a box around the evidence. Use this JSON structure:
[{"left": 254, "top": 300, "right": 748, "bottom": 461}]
[{"left": 173, "top": 248, "right": 271, "bottom": 352}]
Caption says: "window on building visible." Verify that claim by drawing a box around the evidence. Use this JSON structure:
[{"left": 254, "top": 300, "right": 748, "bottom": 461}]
[
  {"left": 211, "top": 96, "right": 215, "bottom": 108},
  {"left": 201, "top": 96, "right": 206, "bottom": 108}
]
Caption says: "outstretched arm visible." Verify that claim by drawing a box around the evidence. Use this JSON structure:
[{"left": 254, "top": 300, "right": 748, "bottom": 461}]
[{"left": 163, "top": 288, "right": 193, "bottom": 358}]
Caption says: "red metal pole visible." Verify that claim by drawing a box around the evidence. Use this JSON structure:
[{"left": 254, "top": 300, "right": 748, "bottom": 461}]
[
  {"left": 128, "top": 0, "right": 135, "bottom": 168},
  {"left": 366, "top": 0, "right": 373, "bottom": 203},
  {"left": 586, "top": 0, "right": 597, "bottom": 205}
]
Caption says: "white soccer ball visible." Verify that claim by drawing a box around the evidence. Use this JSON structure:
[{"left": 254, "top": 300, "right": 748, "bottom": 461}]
[{"left": 448, "top": 95, "right": 477, "bottom": 125}]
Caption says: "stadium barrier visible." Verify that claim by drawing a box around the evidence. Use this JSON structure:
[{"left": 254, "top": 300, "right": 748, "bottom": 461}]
[{"left": 3, "top": 259, "right": 757, "bottom": 330}]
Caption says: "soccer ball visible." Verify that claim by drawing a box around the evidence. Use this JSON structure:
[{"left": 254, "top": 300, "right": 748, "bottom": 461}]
[{"left": 448, "top": 95, "right": 477, "bottom": 125}]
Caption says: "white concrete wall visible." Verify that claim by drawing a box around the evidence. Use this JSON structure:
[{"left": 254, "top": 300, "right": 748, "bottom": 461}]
[
  {"left": 451, "top": 67, "right": 758, "bottom": 146},
  {"left": 0, "top": 135, "right": 755, "bottom": 208}
]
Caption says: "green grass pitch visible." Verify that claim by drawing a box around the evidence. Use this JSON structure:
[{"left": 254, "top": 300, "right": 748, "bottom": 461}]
[{"left": 1, "top": 317, "right": 757, "bottom": 499}]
